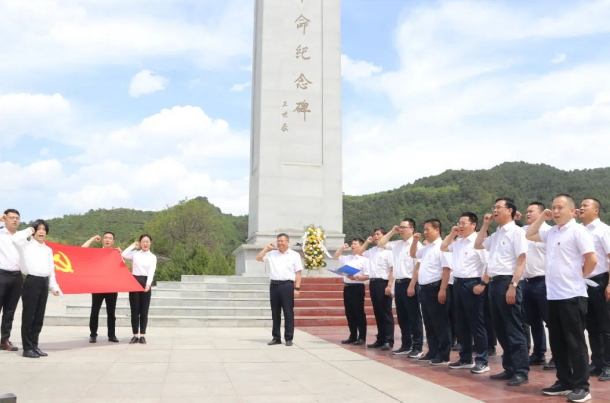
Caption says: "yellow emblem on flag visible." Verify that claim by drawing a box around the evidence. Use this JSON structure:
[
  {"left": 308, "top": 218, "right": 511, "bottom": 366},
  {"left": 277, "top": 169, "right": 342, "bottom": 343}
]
[{"left": 54, "top": 251, "right": 74, "bottom": 273}]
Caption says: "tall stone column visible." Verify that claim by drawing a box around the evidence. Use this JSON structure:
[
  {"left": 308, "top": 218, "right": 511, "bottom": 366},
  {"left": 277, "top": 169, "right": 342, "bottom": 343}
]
[{"left": 234, "top": 0, "right": 344, "bottom": 275}]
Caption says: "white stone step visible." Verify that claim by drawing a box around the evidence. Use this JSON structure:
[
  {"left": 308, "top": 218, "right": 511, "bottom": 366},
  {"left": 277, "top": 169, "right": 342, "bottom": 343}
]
[
  {"left": 152, "top": 289, "right": 270, "bottom": 299},
  {"left": 66, "top": 305, "right": 272, "bottom": 317},
  {"left": 115, "top": 296, "right": 270, "bottom": 308},
  {"left": 45, "top": 314, "right": 273, "bottom": 327},
  {"left": 181, "top": 275, "right": 268, "bottom": 283},
  {"left": 156, "top": 281, "right": 270, "bottom": 291}
]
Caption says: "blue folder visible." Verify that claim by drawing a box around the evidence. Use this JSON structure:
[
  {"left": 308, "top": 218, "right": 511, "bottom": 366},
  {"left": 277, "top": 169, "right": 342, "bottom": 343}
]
[{"left": 327, "top": 265, "right": 361, "bottom": 277}]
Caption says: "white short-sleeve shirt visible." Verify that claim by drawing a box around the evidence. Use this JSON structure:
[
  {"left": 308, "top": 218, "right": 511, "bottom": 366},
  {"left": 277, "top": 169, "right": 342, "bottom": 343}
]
[
  {"left": 441, "top": 251, "right": 454, "bottom": 285},
  {"left": 584, "top": 219, "right": 610, "bottom": 278},
  {"left": 523, "top": 223, "right": 550, "bottom": 278},
  {"left": 385, "top": 239, "right": 419, "bottom": 280},
  {"left": 339, "top": 255, "right": 371, "bottom": 284},
  {"left": 448, "top": 232, "right": 488, "bottom": 279},
  {"left": 363, "top": 246, "right": 393, "bottom": 280},
  {"left": 416, "top": 238, "right": 444, "bottom": 285},
  {"left": 483, "top": 221, "right": 528, "bottom": 276},
  {"left": 264, "top": 249, "right": 303, "bottom": 281},
  {"left": 539, "top": 219, "right": 595, "bottom": 300}
]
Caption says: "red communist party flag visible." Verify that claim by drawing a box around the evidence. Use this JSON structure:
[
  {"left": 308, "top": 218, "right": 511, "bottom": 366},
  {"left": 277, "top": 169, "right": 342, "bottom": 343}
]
[{"left": 47, "top": 242, "right": 145, "bottom": 294}]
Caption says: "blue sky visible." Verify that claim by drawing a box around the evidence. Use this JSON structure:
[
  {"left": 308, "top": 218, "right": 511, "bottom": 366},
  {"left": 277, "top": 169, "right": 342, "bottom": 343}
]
[{"left": 1, "top": 0, "right": 610, "bottom": 221}]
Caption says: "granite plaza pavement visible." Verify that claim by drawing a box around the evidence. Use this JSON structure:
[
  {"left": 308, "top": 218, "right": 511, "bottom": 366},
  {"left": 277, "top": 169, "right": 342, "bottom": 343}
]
[{"left": 0, "top": 294, "right": 481, "bottom": 403}]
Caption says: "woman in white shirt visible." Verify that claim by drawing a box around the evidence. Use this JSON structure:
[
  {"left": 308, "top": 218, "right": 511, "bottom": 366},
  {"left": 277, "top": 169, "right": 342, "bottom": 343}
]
[{"left": 122, "top": 234, "right": 157, "bottom": 344}]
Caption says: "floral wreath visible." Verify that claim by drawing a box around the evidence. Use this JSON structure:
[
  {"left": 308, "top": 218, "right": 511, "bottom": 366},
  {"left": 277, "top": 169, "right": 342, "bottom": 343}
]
[{"left": 301, "top": 225, "right": 331, "bottom": 270}]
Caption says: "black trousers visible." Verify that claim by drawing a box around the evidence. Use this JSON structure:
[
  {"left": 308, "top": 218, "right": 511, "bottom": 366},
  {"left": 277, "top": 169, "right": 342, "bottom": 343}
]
[
  {"left": 522, "top": 278, "right": 549, "bottom": 358},
  {"left": 129, "top": 276, "right": 151, "bottom": 334},
  {"left": 549, "top": 297, "right": 589, "bottom": 391},
  {"left": 343, "top": 284, "right": 366, "bottom": 341},
  {"left": 483, "top": 285, "right": 497, "bottom": 348},
  {"left": 394, "top": 279, "right": 423, "bottom": 350},
  {"left": 270, "top": 281, "right": 295, "bottom": 341},
  {"left": 586, "top": 273, "right": 610, "bottom": 369},
  {"left": 454, "top": 280, "right": 488, "bottom": 365},
  {"left": 90, "top": 293, "right": 118, "bottom": 338},
  {"left": 448, "top": 284, "right": 458, "bottom": 344},
  {"left": 369, "top": 279, "right": 394, "bottom": 345},
  {"left": 420, "top": 283, "right": 451, "bottom": 361},
  {"left": 0, "top": 270, "right": 23, "bottom": 343},
  {"left": 488, "top": 278, "right": 529, "bottom": 376},
  {"left": 21, "top": 275, "right": 48, "bottom": 351}
]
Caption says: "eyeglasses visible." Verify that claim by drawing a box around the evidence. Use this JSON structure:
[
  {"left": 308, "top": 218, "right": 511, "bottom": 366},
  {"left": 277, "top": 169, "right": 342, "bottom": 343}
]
[
  {"left": 456, "top": 222, "right": 472, "bottom": 227},
  {"left": 399, "top": 226, "right": 413, "bottom": 229},
  {"left": 490, "top": 205, "right": 507, "bottom": 212}
]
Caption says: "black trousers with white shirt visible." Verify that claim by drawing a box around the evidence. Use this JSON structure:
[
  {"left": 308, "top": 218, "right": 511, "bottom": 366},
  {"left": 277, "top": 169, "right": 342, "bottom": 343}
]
[
  {"left": 369, "top": 279, "right": 394, "bottom": 345},
  {"left": 394, "top": 279, "right": 423, "bottom": 350},
  {"left": 270, "top": 281, "right": 295, "bottom": 341},
  {"left": 419, "top": 281, "right": 452, "bottom": 361},
  {"left": 343, "top": 284, "right": 366, "bottom": 341},
  {"left": 21, "top": 275, "right": 49, "bottom": 351},
  {"left": 90, "top": 293, "right": 118, "bottom": 338},
  {"left": 586, "top": 272, "right": 610, "bottom": 370},
  {"left": 454, "top": 279, "right": 488, "bottom": 365},
  {"left": 0, "top": 270, "right": 23, "bottom": 343},
  {"left": 129, "top": 275, "right": 151, "bottom": 334},
  {"left": 549, "top": 297, "right": 589, "bottom": 391}
]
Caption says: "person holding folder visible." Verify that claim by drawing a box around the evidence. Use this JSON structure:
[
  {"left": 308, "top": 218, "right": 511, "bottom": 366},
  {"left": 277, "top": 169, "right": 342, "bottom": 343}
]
[{"left": 334, "top": 238, "right": 371, "bottom": 346}]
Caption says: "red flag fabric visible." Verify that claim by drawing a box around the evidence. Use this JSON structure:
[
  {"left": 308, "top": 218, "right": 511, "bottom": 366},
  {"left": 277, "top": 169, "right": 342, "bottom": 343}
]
[{"left": 47, "top": 242, "right": 145, "bottom": 294}]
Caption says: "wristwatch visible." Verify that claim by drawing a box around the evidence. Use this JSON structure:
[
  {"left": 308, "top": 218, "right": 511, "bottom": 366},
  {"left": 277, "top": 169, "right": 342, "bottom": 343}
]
[
  {"left": 479, "top": 280, "right": 487, "bottom": 286},
  {"left": 511, "top": 281, "right": 519, "bottom": 288},
  {"left": 295, "top": 287, "right": 301, "bottom": 291}
]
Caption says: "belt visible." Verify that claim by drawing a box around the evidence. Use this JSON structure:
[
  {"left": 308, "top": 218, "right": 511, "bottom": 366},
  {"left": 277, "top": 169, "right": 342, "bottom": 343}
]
[
  {"left": 419, "top": 280, "right": 442, "bottom": 290},
  {"left": 524, "top": 275, "right": 545, "bottom": 283},
  {"left": 395, "top": 278, "right": 412, "bottom": 284},
  {"left": 454, "top": 277, "right": 481, "bottom": 283},
  {"left": 26, "top": 274, "right": 49, "bottom": 279},
  {"left": 589, "top": 272, "right": 609, "bottom": 282},
  {"left": 0, "top": 269, "right": 21, "bottom": 276},
  {"left": 369, "top": 278, "right": 387, "bottom": 282},
  {"left": 344, "top": 283, "right": 365, "bottom": 287},
  {"left": 489, "top": 275, "right": 512, "bottom": 282},
  {"left": 270, "top": 280, "right": 294, "bottom": 285}
]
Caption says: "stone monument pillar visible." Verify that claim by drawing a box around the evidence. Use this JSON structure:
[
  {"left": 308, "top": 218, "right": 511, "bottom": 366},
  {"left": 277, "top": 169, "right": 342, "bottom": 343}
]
[{"left": 234, "top": 0, "right": 344, "bottom": 275}]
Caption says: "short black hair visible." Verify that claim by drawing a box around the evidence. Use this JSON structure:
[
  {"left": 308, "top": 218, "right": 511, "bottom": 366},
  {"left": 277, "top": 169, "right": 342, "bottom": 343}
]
[
  {"left": 352, "top": 237, "right": 365, "bottom": 245},
  {"left": 424, "top": 219, "right": 442, "bottom": 233},
  {"left": 32, "top": 219, "right": 49, "bottom": 235},
  {"left": 3, "top": 209, "right": 20, "bottom": 216},
  {"left": 528, "top": 201, "right": 545, "bottom": 212},
  {"left": 139, "top": 233, "right": 152, "bottom": 242},
  {"left": 374, "top": 227, "right": 388, "bottom": 235},
  {"left": 496, "top": 197, "right": 517, "bottom": 219},
  {"left": 401, "top": 218, "right": 416, "bottom": 229},
  {"left": 584, "top": 197, "right": 602, "bottom": 211},
  {"left": 103, "top": 231, "right": 115, "bottom": 239},
  {"left": 460, "top": 212, "right": 478, "bottom": 227},
  {"left": 554, "top": 193, "right": 575, "bottom": 208},
  {"left": 277, "top": 233, "right": 290, "bottom": 240}
]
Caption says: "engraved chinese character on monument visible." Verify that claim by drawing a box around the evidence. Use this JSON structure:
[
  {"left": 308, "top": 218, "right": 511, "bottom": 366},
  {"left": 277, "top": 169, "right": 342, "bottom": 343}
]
[
  {"left": 294, "top": 73, "right": 312, "bottom": 90},
  {"left": 293, "top": 101, "right": 311, "bottom": 121},
  {"left": 295, "top": 15, "right": 310, "bottom": 35},
  {"left": 296, "top": 45, "right": 310, "bottom": 60}
]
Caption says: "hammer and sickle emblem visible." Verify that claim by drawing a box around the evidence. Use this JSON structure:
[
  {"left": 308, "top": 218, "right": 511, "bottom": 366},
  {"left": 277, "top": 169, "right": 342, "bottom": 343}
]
[{"left": 54, "top": 251, "right": 74, "bottom": 273}]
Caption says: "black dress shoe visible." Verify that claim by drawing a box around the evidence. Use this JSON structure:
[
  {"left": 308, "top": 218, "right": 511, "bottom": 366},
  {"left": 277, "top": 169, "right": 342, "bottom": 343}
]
[
  {"left": 380, "top": 342, "right": 392, "bottom": 351},
  {"left": 33, "top": 347, "right": 48, "bottom": 357},
  {"left": 89, "top": 336, "right": 97, "bottom": 343},
  {"left": 1, "top": 341, "right": 18, "bottom": 351},
  {"left": 139, "top": 337, "right": 147, "bottom": 344},
  {"left": 367, "top": 341, "right": 383, "bottom": 348},
  {"left": 589, "top": 364, "right": 602, "bottom": 376},
  {"left": 341, "top": 339, "right": 356, "bottom": 344},
  {"left": 23, "top": 349, "right": 39, "bottom": 358},
  {"left": 129, "top": 337, "right": 139, "bottom": 344},
  {"left": 490, "top": 370, "right": 513, "bottom": 380},
  {"left": 507, "top": 374, "right": 528, "bottom": 386},
  {"left": 543, "top": 358, "right": 556, "bottom": 371},
  {"left": 353, "top": 339, "right": 365, "bottom": 346},
  {"left": 599, "top": 367, "right": 610, "bottom": 381},
  {"left": 108, "top": 336, "right": 119, "bottom": 343},
  {"left": 286, "top": 340, "right": 293, "bottom": 346},
  {"left": 529, "top": 354, "right": 546, "bottom": 365},
  {"left": 267, "top": 339, "right": 282, "bottom": 345}
]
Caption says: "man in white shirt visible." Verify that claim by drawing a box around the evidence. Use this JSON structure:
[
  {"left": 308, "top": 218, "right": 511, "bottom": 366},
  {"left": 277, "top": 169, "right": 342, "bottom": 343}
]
[
  {"left": 360, "top": 228, "right": 395, "bottom": 351},
  {"left": 82, "top": 232, "right": 121, "bottom": 344},
  {"left": 334, "top": 238, "right": 370, "bottom": 345},
  {"left": 378, "top": 218, "right": 424, "bottom": 358},
  {"left": 521, "top": 202, "right": 555, "bottom": 370},
  {"left": 441, "top": 212, "right": 490, "bottom": 374},
  {"left": 14, "top": 219, "right": 62, "bottom": 358},
  {"left": 527, "top": 194, "right": 597, "bottom": 402},
  {"left": 411, "top": 219, "right": 452, "bottom": 366},
  {"left": 579, "top": 198, "right": 610, "bottom": 381},
  {"left": 256, "top": 233, "right": 303, "bottom": 346},
  {"left": 0, "top": 209, "right": 34, "bottom": 352},
  {"left": 474, "top": 198, "right": 529, "bottom": 386}
]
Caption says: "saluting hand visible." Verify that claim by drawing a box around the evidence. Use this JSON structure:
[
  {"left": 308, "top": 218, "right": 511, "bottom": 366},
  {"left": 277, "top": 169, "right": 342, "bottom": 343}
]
[
  {"left": 450, "top": 226, "right": 459, "bottom": 236},
  {"left": 134, "top": 242, "right": 140, "bottom": 250},
  {"left": 94, "top": 235, "right": 101, "bottom": 242},
  {"left": 515, "top": 211, "right": 522, "bottom": 221},
  {"left": 366, "top": 236, "right": 374, "bottom": 244},
  {"left": 413, "top": 233, "right": 422, "bottom": 242},
  {"left": 483, "top": 214, "right": 493, "bottom": 226},
  {"left": 342, "top": 243, "right": 349, "bottom": 250},
  {"left": 392, "top": 225, "right": 400, "bottom": 233},
  {"left": 542, "top": 209, "right": 553, "bottom": 220},
  {"left": 266, "top": 242, "right": 276, "bottom": 250},
  {"left": 0, "top": 214, "right": 4, "bottom": 223}
]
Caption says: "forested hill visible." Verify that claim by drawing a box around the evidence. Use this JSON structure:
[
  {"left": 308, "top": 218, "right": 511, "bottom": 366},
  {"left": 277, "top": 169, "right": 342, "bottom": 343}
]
[{"left": 342, "top": 162, "right": 610, "bottom": 241}]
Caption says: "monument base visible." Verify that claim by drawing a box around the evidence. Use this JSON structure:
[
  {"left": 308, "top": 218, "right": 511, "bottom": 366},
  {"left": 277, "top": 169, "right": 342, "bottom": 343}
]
[{"left": 233, "top": 231, "right": 345, "bottom": 277}]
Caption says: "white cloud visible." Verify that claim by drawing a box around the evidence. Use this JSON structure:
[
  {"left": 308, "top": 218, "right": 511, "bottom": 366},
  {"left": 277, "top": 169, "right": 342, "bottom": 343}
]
[
  {"left": 551, "top": 53, "right": 567, "bottom": 64},
  {"left": 230, "top": 82, "right": 251, "bottom": 92},
  {"left": 341, "top": 54, "right": 382, "bottom": 81},
  {"left": 129, "top": 70, "right": 168, "bottom": 98}
]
